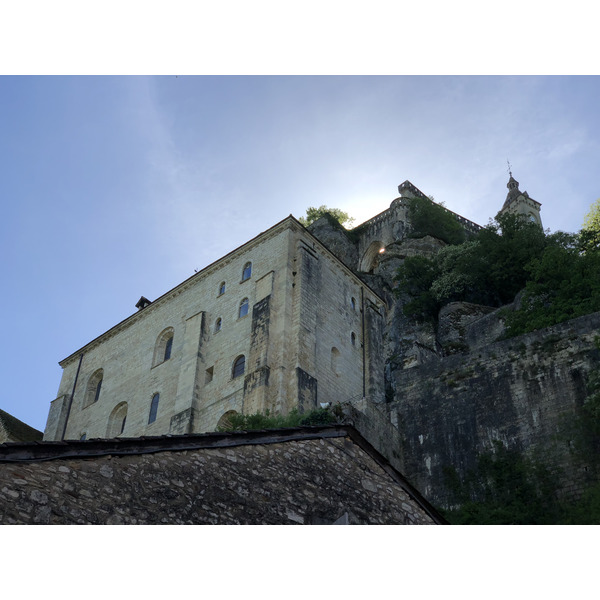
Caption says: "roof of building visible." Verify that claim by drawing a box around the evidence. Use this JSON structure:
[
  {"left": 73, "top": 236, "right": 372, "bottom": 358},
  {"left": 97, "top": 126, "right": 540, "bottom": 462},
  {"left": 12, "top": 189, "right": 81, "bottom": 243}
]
[
  {"left": 0, "top": 423, "right": 447, "bottom": 524},
  {"left": 0, "top": 409, "right": 43, "bottom": 443}
]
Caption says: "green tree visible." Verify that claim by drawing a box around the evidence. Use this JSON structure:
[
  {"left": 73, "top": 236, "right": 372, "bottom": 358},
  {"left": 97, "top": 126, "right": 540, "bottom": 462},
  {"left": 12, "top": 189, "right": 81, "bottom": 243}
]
[
  {"left": 583, "top": 198, "right": 600, "bottom": 232},
  {"left": 298, "top": 205, "right": 355, "bottom": 228},
  {"left": 504, "top": 234, "right": 600, "bottom": 336},
  {"left": 395, "top": 213, "right": 552, "bottom": 323},
  {"left": 405, "top": 196, "right": 466, "bottom": 245},
  {"left": 581, "top": 198, "right": 600, "bottom": 253}
]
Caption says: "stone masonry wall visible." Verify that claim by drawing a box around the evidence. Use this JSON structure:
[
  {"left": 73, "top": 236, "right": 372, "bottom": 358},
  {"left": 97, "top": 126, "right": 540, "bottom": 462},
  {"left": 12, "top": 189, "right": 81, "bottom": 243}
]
[{"left": 0, "top": 434, "right": 438, "bottom": 525}]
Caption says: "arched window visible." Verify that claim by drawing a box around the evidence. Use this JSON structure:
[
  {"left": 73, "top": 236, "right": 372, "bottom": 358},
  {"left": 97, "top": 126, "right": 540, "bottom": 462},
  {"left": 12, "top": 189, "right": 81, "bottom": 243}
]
[
  {"left": 153, "top": 328, "right": 174, "bottom": 366},
  {"left": 107, "top": 402, "right": 128, "bottom": 438},
  {"left": 351, "top": 297, "right": 357, "bottom": 310},
  {"left": 215, "top": 317, "right": 222, "bottom": 333},
  {"left": 218, "top": 281, "right": 226, "bottom": 296},
  {"left": 84, "top": 369, "right": 104, "bottom": 408},
  {"left": 217, "top": 410, "right": 239, "bottom": 431},
  {"left": 351, "top": 332, "right": 356, "bottom": 346},
  {"left": 148, "top": 393, "right": 160, "bottom": 424},
  {"left": 239, "top": 298, "right": 249, "bottom": 319},
  {"left": 331, "top": 347, "right": 340, "bottom": 376},
  {"left": 242, "top": 262, "right": 252, "bottom": 281},
  {"left": 232, "top": 355, "right": 246, "bottom": 379},
  {"left": 80, "top": 433, "right": 87, "bottom": 441}
]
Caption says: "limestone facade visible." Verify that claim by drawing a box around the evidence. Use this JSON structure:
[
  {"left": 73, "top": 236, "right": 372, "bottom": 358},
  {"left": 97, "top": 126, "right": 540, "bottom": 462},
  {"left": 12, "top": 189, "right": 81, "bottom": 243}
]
[{"left": 44, "top": 217, "right": 385, "bottom": 441}]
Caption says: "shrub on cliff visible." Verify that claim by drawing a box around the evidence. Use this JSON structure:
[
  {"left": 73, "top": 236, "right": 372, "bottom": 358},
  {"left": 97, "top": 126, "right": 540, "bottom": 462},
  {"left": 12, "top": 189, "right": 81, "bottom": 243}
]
[
  {"left": 396, "top": 211, "right": 600, "bottom": 332},
  {"left": 405, "top": 196, "right": 466, "bottom": 245}
]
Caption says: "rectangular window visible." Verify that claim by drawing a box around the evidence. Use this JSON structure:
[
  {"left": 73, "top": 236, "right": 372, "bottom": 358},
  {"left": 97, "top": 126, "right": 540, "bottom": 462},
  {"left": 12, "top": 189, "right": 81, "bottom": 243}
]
[{"left": 205, "top": 366, "right": 214, "bottom": 383}]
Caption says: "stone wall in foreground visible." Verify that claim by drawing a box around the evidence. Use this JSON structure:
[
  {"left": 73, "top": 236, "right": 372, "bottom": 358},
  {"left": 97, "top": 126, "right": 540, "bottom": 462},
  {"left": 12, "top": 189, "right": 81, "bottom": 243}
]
[{"left": 0, "top": 431, "right": 439, "bottom": 525}]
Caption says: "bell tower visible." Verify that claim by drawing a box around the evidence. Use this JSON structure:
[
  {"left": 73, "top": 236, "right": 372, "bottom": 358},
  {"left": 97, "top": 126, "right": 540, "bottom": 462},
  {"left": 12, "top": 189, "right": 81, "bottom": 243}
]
[{"left": 498, "top": 168, "right": 543, "bottom": 227}]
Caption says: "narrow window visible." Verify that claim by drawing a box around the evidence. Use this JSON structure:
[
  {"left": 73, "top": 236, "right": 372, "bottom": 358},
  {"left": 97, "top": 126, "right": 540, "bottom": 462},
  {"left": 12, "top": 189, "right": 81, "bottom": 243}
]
[
  {"left": 164, "top": 336, "right": 173, "bottom": 361},
  {"left": 232, "top": 355, "right": 246, "bottom": 379},
  {"left": 242, "top": 262, "right": 252, "bottom": 281},
  {"left": 351, "top": 297, "right": 356, "bottom": 310},
  {"left": 205, "top": 366, "right": 214, "bottom": 383},
  {"left": 219, "top": 281, "right": 226, "bottom": 296},
  {"left": 239, "top": 298, "right": 249, "bottom": 318},
  {"left": 94, "top": 378, "right": 102, "bottom": 403},
  {"left": 80, "top": 433, "right": 87, "bottom": 441},
  {"left": 215, "top": 318, "right": 222, "bottom": 333},
  {"left": 351, "top": 332, "right": 356, "bottom": 346},
  {"left": 148, "top": 393, "right": 160, "bottom": 424}
]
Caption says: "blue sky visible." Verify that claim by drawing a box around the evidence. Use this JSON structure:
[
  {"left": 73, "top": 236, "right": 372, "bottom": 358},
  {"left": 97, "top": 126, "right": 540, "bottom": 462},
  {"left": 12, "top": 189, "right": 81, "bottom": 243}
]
[{"left": 1, "top": 74, "right": 600, "bottom": 432}]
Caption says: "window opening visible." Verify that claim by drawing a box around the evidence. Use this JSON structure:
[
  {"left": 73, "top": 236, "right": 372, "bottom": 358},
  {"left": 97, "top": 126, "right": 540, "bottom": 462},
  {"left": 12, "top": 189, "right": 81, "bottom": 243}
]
[
  {"left": 331, "top": 347, "right": 340, "bottom": 375},
  {"left": 94, "top": 378, "right": 102, "bottom": 403},
  {"left": 148, "top": 393, "right": 160, "bottom": 424},
  {"left": 232, "top": 355, "right": 246, "bottom": 379},
  {"left": 219, "top": 281, "right": 226, "bottom": 296},
  {"left": 215, "top": 318, "right": 222, "bottom": 333},
  {"left": 351, "top": 297, "right": 356, "bottom": 310},
  {"left": 84, "top": 369, "right": 104, "bottom": 408},
  {"left": 164, "top": 336, "right": 173, "bottom": 361},
  {"left": 242, "top": 262, "right": 252, "bottom": 281},
  {"left": 205, "top": 366, "right": 214, "bottom": 383},
  {"left": 351, "top": 332, "right": 356, "bottom": 346},
  {"left": 239, "top": 298, "right": 249, "bottom": 318}
]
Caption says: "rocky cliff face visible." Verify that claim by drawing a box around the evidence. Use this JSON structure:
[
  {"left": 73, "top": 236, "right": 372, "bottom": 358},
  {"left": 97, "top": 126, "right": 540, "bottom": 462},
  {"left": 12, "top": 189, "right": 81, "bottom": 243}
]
[{"left": 308, "top": 215, "right": 600, "bottom": 508}]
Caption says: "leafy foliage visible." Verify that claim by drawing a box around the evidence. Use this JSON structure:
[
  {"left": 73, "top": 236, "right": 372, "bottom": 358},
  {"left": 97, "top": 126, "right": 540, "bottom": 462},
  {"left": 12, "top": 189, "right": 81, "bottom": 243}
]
[
  {"left": 405, "top": 196, "right": 466, "bottom": 245},
  {"left": 583, "top": 198, "right": 600, "bottom": 234},
  {"left": 396, "top": 210, "right": 600, "bottom": 334},
  {"left": 504, "top": 238, "right": 600, "bottom": 336},
  {"left": 298, "top": 205, "right": 354, "bottom": 228},
  {"left": 442, "top": 442, "right": 563, "bottom": 524},
  {"left": 216, "top": 407, "right": 337, "bottom": 432}
]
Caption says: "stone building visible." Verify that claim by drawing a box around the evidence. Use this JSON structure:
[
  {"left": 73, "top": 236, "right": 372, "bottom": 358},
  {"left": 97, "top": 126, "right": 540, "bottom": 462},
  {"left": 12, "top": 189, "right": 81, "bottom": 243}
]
[
  {"left": 0, "top": 424, "right": 446, "bottom": 525},
  {"left": 44, "top": 215, "right": 386, "bottom": 442},
  {"left": 499, "top": 172, "right": 543, "bottom": 227}
]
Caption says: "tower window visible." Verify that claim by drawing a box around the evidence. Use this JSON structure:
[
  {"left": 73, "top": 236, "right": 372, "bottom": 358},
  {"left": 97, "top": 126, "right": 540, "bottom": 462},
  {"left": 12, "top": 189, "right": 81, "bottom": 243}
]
[
  {"left": 215, "top": 318, "right": 222, "bottom": 333},
  {"left": 351, "top": 297, "right": 356, "bottom": 311},
  {"left": 218, "top": 281, "right": 226, "bottom": 296},
  {"left": 242, "top": 262, "right": 252, "bottom": 282},
  {"left": 351, "top": 332, "right": 356, "bottom": 346}
]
